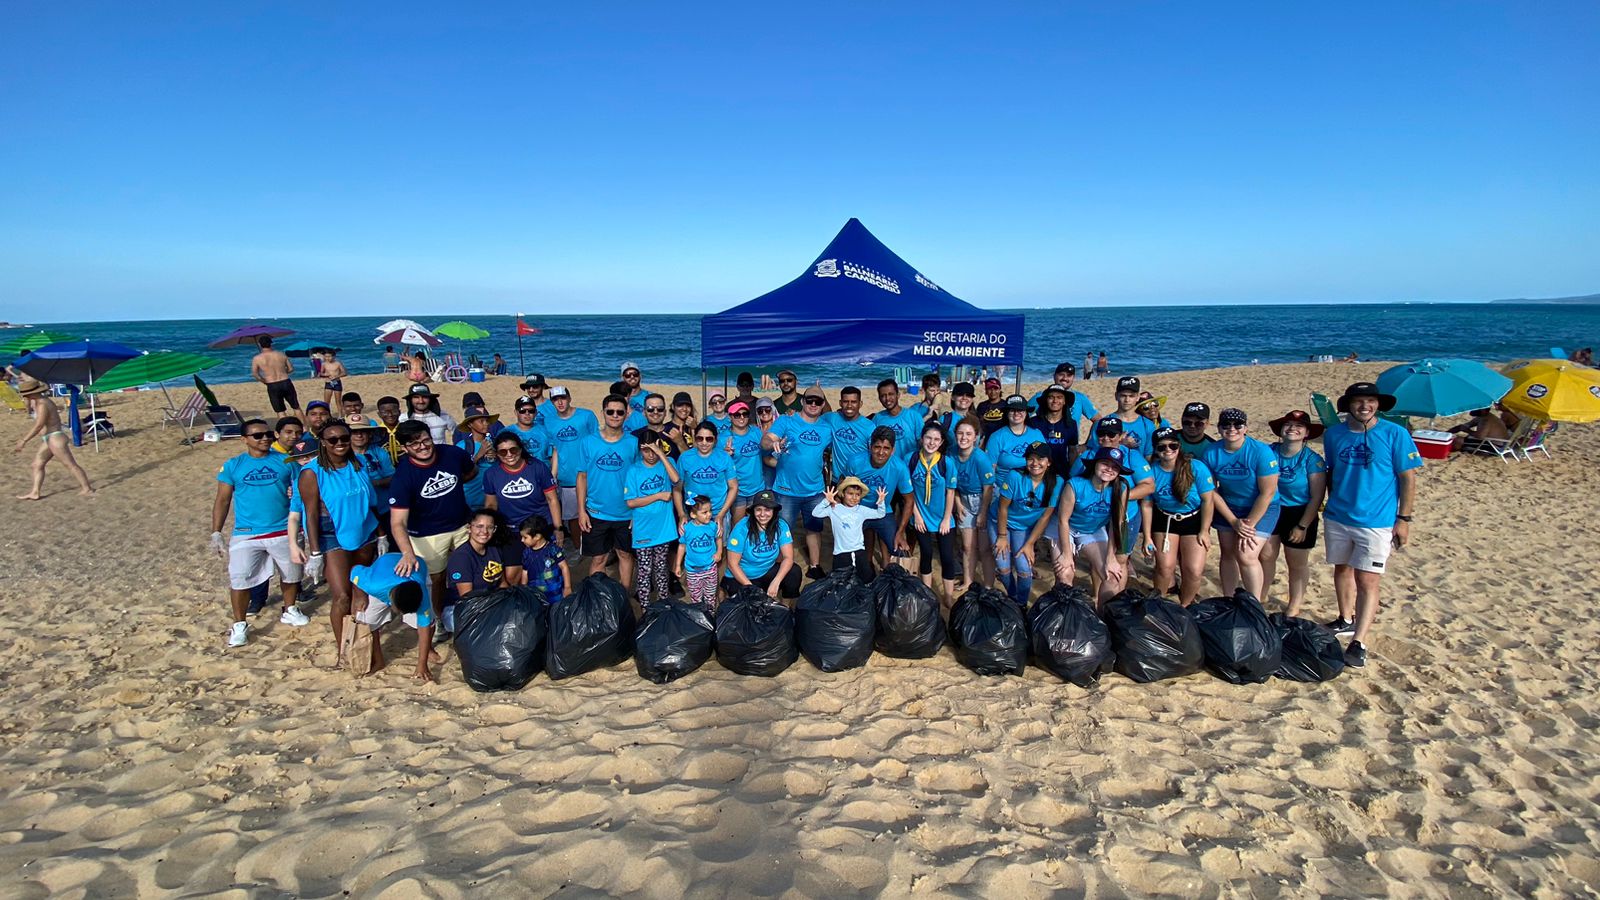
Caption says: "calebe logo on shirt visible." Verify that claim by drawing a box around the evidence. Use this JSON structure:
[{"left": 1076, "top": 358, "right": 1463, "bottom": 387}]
[
  {"left": 638, "top": 475, "right": 667, "bottom": 493},
  {"left": 691, "top": 464, "right": 721, "bottom": 483},
  {"left": 500, "top": 476, "right": 535, "bottom": 499},
  {"left": 420, "top": 471, "right": 459, "bottom": 499},
  {"left": 556, "top": 425, "right": 579, "bottom": 441},
  {"left": 688, "top": 532, "right": 715, "bottom": 552},
  {"left": 1337, "top": 443, "right": 1373, "bottom": 468},
  {"left": 1213, "top": 460, "right": 1251, "bottom": 478},
  {"left": 797, "top": 428, "right": 824, "bottom": 446},
  {"left": 595, "top": 450, "right": 625, "bottom": 471},
  {"left": 241, "top": 465, "right": 283, "bottom": 487}
]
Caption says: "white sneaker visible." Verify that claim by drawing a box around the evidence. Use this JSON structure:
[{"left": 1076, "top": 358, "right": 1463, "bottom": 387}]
[
  {"left": 228, "top": 622, "right": 249, "bottom": 647},
  {"left": 279, "top": 606, "right": 311, "bottom": 627}
]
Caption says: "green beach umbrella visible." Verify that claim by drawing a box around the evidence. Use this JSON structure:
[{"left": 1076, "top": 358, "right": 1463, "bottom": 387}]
[
  {"left": 87, "top": 350, "right": 223, "bottom": 394},
  {"left": 434, "top": 321, "right": 491, "bottom": 341},
  {"left": 0, "top": 330, "right": 81, "bottom": 358}
]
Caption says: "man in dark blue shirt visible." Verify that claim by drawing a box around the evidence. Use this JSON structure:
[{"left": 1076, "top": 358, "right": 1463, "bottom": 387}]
[{"left": 387, "top": 420, "right": 477, "bottom": 627}]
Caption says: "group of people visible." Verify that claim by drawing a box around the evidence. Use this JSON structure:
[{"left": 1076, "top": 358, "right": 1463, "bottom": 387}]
[{"left": 214, "top": 356, "right": 1422, "bottom": 679}]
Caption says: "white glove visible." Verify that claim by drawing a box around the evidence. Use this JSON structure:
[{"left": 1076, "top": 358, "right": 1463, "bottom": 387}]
[
  {"left": 376, "top": 535, "right": 391, "bottom": 557},
  {"left": 210, "top": 531, "right": 227, "bottom": 558},
  {"left": 303, "top": 553, "right": 326, "bottom": 584}
]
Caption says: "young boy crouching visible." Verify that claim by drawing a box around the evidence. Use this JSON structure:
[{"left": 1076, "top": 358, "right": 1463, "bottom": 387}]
[{"left": 349, "top": 552, "right": 440, "bottom": 682}]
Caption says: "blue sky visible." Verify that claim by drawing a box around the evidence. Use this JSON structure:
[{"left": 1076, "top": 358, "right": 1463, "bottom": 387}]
[{"left": 3, "top": 2, "right": 1597, "bottom": 321}]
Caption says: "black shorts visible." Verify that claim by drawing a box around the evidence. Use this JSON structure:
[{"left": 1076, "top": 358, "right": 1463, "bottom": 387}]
[
  {"left": 1275, "top": 504, "right": 1320, "bottom": 550},
  {"left": 265, "top": 379, "right": 299, "bottom": 413},
  {"left": 581, "top": 517, "right": 633, "bottom": 557},
  {"left": 1151, "top": 507, "right": 1204, "bottom": 538}
]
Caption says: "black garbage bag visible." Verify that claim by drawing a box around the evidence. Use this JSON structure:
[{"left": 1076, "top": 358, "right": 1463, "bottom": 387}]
[
  {"left": 1190, "top": 589, "right": 1283, "bottom": 684},
  {"left": 949, "top": 586, "right": 1027, "bottom": 676},
  {"left": 1025, "top": 584, "right": 1115, "bottom": 687},
  {"left": 454, "top": 586, "right": 548, "bottom": 692},
  {"left": 1104, "top": 589, "right": 1204, "bottom": 683},
  {"left": 714, "top": 586, "right": 798, "bottom": 677},
  {"left": 546, "top": 574, "right": 637, "bottom": 680},
  {"left": 1270, "top": 613, "right": 1346, "bottom": 682},
  {"left": 795, "top": 570, "right": 876, "bottom": 672},
  {"left": 633, "top": 600, "right": 715, "bottom": 683},
  {"left": 869, "top": 564, "right": 946, "bottom": 658}
]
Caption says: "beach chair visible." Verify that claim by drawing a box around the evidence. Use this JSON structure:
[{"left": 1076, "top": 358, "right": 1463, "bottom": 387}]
[
  {"left": 204, "top": 404, "right": 245, "bottom": 439},
  {"left": 1310, "top": 392, "right": 1342, "bottom": 428},
  {"left": 1472, "top": 418, "right": 1530, "bottom": 464},
  {"left": 1516, "top": 420, "right": 1555, "bottom": 461},
  {"left": 0, "top": 382, "right": 25, "bottom": 412},
  {"left": 161, "top": 390, "right": 206, "bottom": 430}
]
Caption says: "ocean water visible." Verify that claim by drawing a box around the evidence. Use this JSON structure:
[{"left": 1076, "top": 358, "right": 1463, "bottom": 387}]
[{"left": 18, "top": 303, "right": 1598, "bottom": 388}]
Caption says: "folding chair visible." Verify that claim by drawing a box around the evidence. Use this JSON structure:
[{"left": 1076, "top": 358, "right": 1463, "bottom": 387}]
[
  {"left": 1310, "top": 392, "right": 1342, "bottom": 429},
  {"left": 204, "top": 405, "right": 245, "bottom": 439},
  {"left": 1517, "top": 420, "right": 1556, "bottom": 460},
  {"left": 161, "top": 391, "right": 206, "bottom": 429},
  {"left": 0, "top": 383, "right": 25, "bottom": 412},
  {"left": 1472, "top": 418, "right": 1530, "bottom": 464}
]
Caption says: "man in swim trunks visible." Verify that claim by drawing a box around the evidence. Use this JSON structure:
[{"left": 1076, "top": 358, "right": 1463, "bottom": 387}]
[
  {"left": 320, "top": 348, "right": 347, "bottom": 407},
  {"left": 13, "top": 378, "right": 95, "bottom": 499},
  {"left": 251, "top": 336, "right": 300, "bottom": 416}
]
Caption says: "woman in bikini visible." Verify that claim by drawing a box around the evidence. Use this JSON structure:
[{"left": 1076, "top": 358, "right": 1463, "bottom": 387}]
[{"left": 12, "top": 379, "right": 95, "bottom": 499}]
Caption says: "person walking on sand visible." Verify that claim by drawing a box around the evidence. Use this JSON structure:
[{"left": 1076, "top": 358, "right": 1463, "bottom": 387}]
[
  {"left": 251, "top": 336, "right": 300, "bottom": 416},
  {"left": 13, "top": 379, "right": 95, "bottom": 499},
  {"left": 319, "top": 348, "right": 347, "bottom": 408},
  {"left": 1321, "top": 382, "right": 1422, "bottom": 668}
]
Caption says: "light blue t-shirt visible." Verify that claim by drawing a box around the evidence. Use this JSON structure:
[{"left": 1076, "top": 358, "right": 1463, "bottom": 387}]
[
  {"left": 1066, "top": 475, "right": 1116, "bottom": 533},
  {"left": 546, "top": 409, "right": 599, "bottom": 488},
  {"left": 680, "top": 448, "right": 737, "bottom": 513},
  {"left": 953, "top": 447, "right": 996, "bottom": 494},
  {"left": 300, "top": 458, "right": 379, "bottom": 550},
  {"left": 769, "top": 413, "right": 834, "bottom": 496},
  {"left": 1150, "top": 459, "right": 1217, "bottom": 516},
  {"left": 872, "top": 407, "right": 927, "bottom": 461},
  {"left": 723, "top": 426, "right": 766, "bottom": 498},
  {"left": 810, "top": 499, "right": 886, "bottom": 553},
  {"left": 350, "top": 553, "right": 434, "bottom": 629},
  {"left": 623, "top": 461, "right": 678, "bottom": 549},
  {"left": 505, "top": 422, "right": 554, "bottom": 465},
  {"left": 218, "top": 452, "right": 295, "bottom": 536},
  {"left": 681, "top": 518, "right": 721, "bottom": 571},
  {"left": 1322, "top": 420, "right": 1422, "bottom": 528},
  {"left": 357, "top": 448, "right": 394, "bottom": 514},
  {"left": 908, "top": 454, "right": 959, "bottom": 527},
  {"left": 454, "top": 435, "right": 494, "bottom": 508},
  {"left": 1098, "top": 414, "right": 1162, "bottom": 458},
  {"left": 845, "top": 452, "right": 912, "bottom": 511},
  {"left": 996, "top": 469, "right": 1061, "bottom": 531},
  {"left": 823, "top": 412, "right": 877, "bottom": 479},
  {"left": 704, "top": 413, "right": 732, "bottom": 436},
  {"left": 1273, "top": 445, "right": 1327, "bottom": 508},
  {"left": 579, "top": 433, "right": 640, "bottom": 521},
  {"left": 986, "top": 426, "right": 1047, "bottom": 475},
  {"left": 1202, "top": 437, "right": 1281, "bottom": 512},
  {"left": 725, "top": 516, "right": 793, "bottom": 579}
]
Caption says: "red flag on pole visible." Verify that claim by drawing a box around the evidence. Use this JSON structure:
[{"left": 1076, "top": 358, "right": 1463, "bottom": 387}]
[{"left": 516, "top": 318, "right": 539, "bottom": 336}]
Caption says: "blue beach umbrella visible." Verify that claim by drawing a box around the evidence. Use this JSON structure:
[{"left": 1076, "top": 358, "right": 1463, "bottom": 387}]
[
  {"left": 1375, "top": 358, "right": 1513, "bottom": 419},
  {"left": 15, "top": 340, "right": 142, "bottom": 449}
]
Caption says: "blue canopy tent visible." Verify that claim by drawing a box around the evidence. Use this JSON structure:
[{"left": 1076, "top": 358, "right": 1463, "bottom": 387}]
[{"left": 701, "top": 219, "right": 1025, "bottom": 396}]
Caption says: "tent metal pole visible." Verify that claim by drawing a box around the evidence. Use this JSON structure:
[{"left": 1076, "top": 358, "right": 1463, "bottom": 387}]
[
  {"left": 701, "top": 369, "right": 707, "bottom": 415},
  {"left": 1014, "top": 365, "right": 1023, "bottom": 395}
]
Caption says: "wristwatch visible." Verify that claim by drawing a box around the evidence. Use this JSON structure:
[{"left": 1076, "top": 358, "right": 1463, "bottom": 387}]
[{"left": 1395, "top": 514, "right": 1414, "bottom": 522}]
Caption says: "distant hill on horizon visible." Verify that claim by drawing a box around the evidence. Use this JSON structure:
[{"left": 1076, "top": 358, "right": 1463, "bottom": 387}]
[{"left": 1492, "top": 292, "right": 1600, "bottom": 305}]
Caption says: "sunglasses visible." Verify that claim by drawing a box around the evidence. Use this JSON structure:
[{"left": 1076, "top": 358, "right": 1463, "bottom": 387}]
[
  {"left": 604, "top": 409, "right": 626, "bottom": 417},
  {"left": 1181, "top": 418, "right": 1206, "bottom": 426},
  {"left": 1154, "top": 442, "right": 1180, "bottom": 451},
  {"left": 731, "top": 411, "right": 750, "bottom": 417},
  {"left": 496, "top": 446, "right": 522, "bottom": 455},
  {"left": 244, "top": 432, "right": 273, "bottom": 439},
  {"left": 803, "top": 397, "right": 824, "bottom": 405},
  {"left": 322, "top": 435, "right": 351, "bottom": 446},
  {"left": 646, "top": 406, "right": 666, "bottom": 413},
  {"left": 518, "top": 408, "right": 535, "bottom": 415},
  {"left": 694, "top": 436, "right": 716, "bottom": 443},
  {"left": 779, "top": 379, "right": 796, "bottom": 385},
  {"left": 1218, "top": 422, "right": 1246, "bottom": 431}
]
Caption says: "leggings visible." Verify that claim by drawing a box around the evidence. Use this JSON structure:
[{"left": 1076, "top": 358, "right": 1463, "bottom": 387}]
[
  {"left": 685, "top": 567, "right": 719, "bottom": 606},
  {"left": 911, "top": 526, "right": 959, "bottom": 579},
  {"left": 636, "top": 544, "right": 671, "bottom": 604},
  {"left": 831, "top": 549, "right": 875, "bottom": 583}
]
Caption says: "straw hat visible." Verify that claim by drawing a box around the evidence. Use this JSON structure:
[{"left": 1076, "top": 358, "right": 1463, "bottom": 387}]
[{"left": 15, "top": 378, "right": 48, "bottom": 397}]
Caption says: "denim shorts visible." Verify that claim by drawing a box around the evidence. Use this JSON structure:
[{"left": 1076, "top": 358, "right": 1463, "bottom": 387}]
[
  {"left": 776, "top": 491, "right": 825, "bottom": 533},
  {"left": 954, "top": 491, "right": 983, "bottom": 529}
]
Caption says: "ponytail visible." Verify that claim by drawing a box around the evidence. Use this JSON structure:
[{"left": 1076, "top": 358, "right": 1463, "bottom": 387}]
[
  {"left": 1171, "top": 453, "right": 1194, "bottom": 503},
  {"left": 1107, "top": 476, "right": 1128, "bottom": 553}
]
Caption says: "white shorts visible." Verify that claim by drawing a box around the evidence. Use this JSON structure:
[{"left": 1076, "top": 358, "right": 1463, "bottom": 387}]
[
  {"left": 558, "top": 487, "right": 579, "bottom": 522},
  {"left": 228, "top": 533, "right": 304, "bottom": 590},
  {"left": 1324, "top": 519, "right": 1394, "bottom": 574},
  {"left": 354, "top": 601, "right": 394, "bottom": 629}
]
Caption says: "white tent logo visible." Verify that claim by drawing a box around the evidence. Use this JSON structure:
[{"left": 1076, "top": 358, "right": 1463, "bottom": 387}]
[
  {"left": 915, "top": 272, "right": 941, "bottom": 291},
  {"left": 814, "top": 259, "right": 840, "bottom": 278}
]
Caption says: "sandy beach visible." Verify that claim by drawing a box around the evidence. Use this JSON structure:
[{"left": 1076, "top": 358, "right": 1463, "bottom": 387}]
[{"left": 3, "top": 361, "right": 1598, "bottom": 897}]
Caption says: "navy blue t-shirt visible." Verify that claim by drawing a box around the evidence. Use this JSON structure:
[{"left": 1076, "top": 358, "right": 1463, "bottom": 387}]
[{"left": 387, "top": 444, "right": 475, "bottom": 537}]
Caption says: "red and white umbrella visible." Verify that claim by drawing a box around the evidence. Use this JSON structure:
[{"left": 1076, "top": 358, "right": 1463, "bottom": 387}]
[
  {"left": 375, "top": 319, "right": 429, "bottom": 334},
  {"left": 374, "top": 327, "right": 442, "bottom": 348}
]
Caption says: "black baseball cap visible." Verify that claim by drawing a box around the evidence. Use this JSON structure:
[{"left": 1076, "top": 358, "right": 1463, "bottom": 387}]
[
  {"left": 1054, "top": 362, "right": 1075, "bottom": 376},
  {"left": 672, "top": 391, "right": 693, "bottom": 407},
  {"left": 1182, "top": 402, "right": 1211, "bottom": 420},
  {"left": 1116, "top": 376, "right": 1140, "bottom": 393},
  {"left": 1095, "top": 418, "right": 1124, "bottom": 436},
  {"left": 951, "top": 382, "right": 975, "bottom": 398},
  {"left": 520, "top": 373, "right": 548, "bottom": 389},
  {"left": 515, "top": 397, "right": 537, "bottom": 410},
  {"left": 1217, "top": 407, "right": 1249, "bottom": 427}
]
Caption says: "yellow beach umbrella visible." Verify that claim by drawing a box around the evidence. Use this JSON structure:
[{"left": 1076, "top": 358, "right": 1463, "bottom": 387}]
[{"left": 1499, "top": 359, "right": 1600, "bottom": 422}]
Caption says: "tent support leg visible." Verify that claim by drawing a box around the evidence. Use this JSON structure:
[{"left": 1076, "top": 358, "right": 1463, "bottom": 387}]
[
  {"left": 1014, "top": 366, "right": 1023, "bottom": 395},
  {"left": 700, "top": 369, "right": 707, "bottom": 415}
]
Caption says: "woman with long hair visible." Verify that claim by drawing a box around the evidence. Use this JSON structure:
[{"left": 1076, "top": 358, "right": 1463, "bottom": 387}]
[
  {"left": 1262, "top": 410, "right": 1327, "bottom": 615},
  {"left": 904, "top": 421, "right": 960, "bottom": 600},
  {"left": 293, "top": 421, "right": 378, "bottom": 655},
  {"left": 723, "top": 489, "right": 800, "bottom": 601},
  {"left": 950, "top": 416, "right": 995, "bottom": 594},
  {"left": 1055, "top": 446, "right": 1132, "bottom": 607},
  {"left": 1147, "top": 426, "right": 1216, "bottom": 605},
  {"left": 992, "top": 442, "right": 1062, "bottom": 606},
  {"left": 682, "top": 420, "right": 738, "bottom": 531}
]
